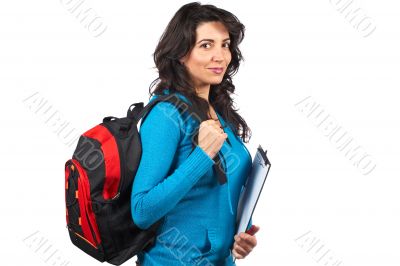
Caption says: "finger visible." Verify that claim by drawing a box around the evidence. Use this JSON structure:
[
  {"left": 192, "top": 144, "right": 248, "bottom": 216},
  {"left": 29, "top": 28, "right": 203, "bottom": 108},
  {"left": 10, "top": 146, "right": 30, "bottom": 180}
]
[
  {"left": 211, "top": 125, "right": 224, "bottom": 134},
  {"left": 209, "top": 122, "right": 223, "bottom": 130},
  {"left": 200, "top": 123, "right": 220, "bottom": 136},
  {"left": 203, "top": 122, "right": 223, "bottom": 134},
  {"left": 217, "top": 133, "right": 227, "bottom": 143},
  {"left": 237, "top": 233, "right": 257, "bottom": 250},
  {"left": 209, "top": 120, "right": 223, "bottom": 129},
  {"left": 232, "top": 248, "right": 244, "bottom": 260},
  {"left": 209, "top": 127, "right": 224, "bottom": 136},
  {"left": 233, "top": 242, "right": 249, "bottom": 258},
  {"left": 234, "top": 240, "right": 253, "bottom": 254},
  {"left": 236, "top": 234, "right": 255, "bottom": 251},
  {"left": 197, "top": 131, "right": 218, "bottom": 150},
  {"left": 200, "top": 120, "right": 214, "bottom": 128}
]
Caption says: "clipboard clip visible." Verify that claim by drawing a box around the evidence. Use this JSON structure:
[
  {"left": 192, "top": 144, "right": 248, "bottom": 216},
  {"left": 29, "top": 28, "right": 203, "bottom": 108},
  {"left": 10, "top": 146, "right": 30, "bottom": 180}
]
[{"left": 257, "top": 145, "right": 270, "bottom": 167}]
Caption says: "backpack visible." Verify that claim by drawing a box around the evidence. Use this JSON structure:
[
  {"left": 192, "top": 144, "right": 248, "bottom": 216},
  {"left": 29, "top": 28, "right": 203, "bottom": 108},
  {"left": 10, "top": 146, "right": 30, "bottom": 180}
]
[{"left": 64, "top": 93, "right": 228, "bottom": 265}]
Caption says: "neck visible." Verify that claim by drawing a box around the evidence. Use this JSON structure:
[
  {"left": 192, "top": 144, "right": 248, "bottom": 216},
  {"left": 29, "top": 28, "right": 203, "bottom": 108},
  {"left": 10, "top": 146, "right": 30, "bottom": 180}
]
[{"left": 195, "top": 85, "right": 210, "bottom": 103}]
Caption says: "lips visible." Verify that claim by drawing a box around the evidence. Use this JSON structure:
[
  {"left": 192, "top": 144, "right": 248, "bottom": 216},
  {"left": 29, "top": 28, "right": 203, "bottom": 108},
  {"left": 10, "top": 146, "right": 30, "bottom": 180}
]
[{"left": 208, "top": 67, "right": 224, "bottom": 74}]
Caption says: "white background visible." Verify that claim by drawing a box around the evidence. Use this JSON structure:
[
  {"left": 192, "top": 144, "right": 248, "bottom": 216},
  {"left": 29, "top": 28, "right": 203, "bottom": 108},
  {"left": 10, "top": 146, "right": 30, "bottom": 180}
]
[{"left": 1, "top": 0, "right": 399, "bottom": 265}]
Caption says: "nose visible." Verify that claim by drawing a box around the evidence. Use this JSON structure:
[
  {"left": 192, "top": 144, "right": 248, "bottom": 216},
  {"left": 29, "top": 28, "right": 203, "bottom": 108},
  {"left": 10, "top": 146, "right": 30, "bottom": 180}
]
[{"left": 212, "top": 47, "right": 224, "bottom": 62}]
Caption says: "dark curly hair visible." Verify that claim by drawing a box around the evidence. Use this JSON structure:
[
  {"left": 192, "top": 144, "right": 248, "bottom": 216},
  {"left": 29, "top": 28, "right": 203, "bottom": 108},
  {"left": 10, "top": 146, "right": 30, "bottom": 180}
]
[{"left": 149, "top": 2, "right": 251, "bottom": 143}]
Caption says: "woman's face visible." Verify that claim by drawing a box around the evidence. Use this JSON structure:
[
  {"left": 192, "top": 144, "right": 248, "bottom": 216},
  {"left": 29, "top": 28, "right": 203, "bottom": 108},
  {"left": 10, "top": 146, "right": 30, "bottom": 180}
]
[{"left": 180, "top": 21, "right": 232, "bottom": 90}]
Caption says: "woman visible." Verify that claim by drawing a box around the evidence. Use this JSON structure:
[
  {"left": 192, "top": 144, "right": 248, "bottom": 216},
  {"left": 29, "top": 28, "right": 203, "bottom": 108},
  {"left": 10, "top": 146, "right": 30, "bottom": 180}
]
[{"left": 131, "top": 2, "right": 259, "bottom": 265}]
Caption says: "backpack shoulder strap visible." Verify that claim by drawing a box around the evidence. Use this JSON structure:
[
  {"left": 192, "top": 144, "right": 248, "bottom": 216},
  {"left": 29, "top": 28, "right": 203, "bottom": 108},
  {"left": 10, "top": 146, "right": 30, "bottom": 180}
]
[{"left": 129, "top": 93, "right": 228, "bottom": 185}]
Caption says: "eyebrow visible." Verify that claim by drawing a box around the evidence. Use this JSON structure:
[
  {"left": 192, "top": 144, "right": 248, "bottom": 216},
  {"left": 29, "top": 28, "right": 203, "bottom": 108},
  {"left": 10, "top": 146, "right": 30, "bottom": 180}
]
[{"left": 197, "top": 38, "right": 231, "bottom": 44}]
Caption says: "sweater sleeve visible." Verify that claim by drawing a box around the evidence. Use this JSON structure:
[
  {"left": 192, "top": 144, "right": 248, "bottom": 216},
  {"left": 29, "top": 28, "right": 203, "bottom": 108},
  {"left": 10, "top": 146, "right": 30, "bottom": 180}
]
[{"left": 131, "top": 101, "right": 215, "bottom": 230}]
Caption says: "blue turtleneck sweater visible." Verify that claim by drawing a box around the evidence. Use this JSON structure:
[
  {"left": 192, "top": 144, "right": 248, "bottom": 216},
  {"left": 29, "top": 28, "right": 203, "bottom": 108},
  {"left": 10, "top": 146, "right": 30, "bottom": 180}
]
[{"left": 131, "top": 90, "right": 252, "bottom": 265}]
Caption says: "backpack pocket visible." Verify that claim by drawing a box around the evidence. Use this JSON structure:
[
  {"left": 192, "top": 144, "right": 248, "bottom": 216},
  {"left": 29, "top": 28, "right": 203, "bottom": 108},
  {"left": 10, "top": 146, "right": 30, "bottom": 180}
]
[{"left": 65, "top": 159, "right": 103, "bottom": 259}]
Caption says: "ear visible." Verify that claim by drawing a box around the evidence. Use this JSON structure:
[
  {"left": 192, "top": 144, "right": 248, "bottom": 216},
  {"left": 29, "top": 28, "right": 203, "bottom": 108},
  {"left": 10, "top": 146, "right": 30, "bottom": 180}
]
[{"left": 179, "top": 55, "right": 187, "bottom": 65}]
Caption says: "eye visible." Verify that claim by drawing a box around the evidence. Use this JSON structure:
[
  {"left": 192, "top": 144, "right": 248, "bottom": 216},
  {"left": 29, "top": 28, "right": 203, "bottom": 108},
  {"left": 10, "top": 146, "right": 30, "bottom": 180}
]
[
  {"left": 223, "top": 42, "right": 231, "bottom": 48},
  {"left": 200, "top": 43, "right": 211, "bottom": 49}
]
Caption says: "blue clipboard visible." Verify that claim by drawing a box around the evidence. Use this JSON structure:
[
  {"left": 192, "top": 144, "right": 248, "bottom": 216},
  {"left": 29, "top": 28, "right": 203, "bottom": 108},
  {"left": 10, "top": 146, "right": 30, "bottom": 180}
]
[{"left": 232, "top": 145, "right": 271, "bottom": 263}]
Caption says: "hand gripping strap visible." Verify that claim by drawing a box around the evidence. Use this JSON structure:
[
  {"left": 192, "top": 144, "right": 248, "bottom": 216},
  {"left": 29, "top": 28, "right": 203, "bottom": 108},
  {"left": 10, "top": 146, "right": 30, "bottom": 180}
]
[{"left": 135, "top": 93, "right": 227, "bottom": 185}]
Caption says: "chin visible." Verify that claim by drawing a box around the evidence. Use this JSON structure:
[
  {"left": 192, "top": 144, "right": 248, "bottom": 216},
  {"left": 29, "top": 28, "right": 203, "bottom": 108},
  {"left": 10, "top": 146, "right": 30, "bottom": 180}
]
[{"left": 209, "top": 78, "right": 224, "bottom": 85}]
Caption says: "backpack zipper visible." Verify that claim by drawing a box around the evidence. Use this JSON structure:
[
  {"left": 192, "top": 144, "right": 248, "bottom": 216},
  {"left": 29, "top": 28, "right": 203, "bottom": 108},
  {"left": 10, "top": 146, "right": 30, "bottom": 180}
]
[{"left": 71, "top": 159, "right": 101, "bottom": 248}]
